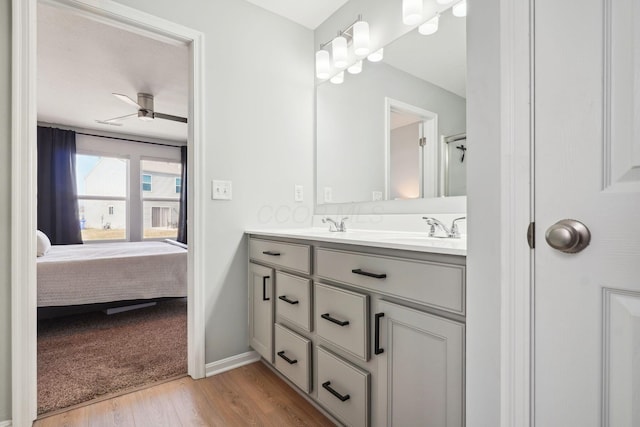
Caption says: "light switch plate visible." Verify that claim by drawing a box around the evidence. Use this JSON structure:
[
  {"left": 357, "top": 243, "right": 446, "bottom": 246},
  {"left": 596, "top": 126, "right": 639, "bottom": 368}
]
[
  {"left": 294, "top": 185, "right": 303, "bottom": 202},
  {"left": 372, "top": 191, "right": 383, "bottom": 201},
  {"left": 212, "top": 180, "right": 232, "bottom": 200},
  {"left": 323, "top": 187, "right": 332, "bottom": 203}
]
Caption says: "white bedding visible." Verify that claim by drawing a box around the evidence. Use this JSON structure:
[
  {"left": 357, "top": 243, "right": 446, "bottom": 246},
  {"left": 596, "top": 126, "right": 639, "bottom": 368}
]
[{"left": 37, "top": 241, "right": 187, "bottom": 307}]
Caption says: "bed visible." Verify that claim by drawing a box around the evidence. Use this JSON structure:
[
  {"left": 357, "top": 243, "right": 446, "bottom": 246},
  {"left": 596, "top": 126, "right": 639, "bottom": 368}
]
[{"left": 37, "top": 240, "right": 187, "bottom": 309}]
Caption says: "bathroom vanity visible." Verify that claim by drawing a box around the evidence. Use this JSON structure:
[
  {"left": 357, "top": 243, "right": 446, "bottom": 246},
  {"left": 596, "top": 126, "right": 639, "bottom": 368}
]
[{"left": 246, "top": 229, "right": 466, "bottom": 426}]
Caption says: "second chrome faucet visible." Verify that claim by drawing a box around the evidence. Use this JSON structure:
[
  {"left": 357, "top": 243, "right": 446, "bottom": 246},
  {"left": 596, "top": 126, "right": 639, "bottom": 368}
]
[
  {"left": 322, "top": 216, "right": 348, "bottom": 232},
  {"left": 422, "top": 216, "right": 466, "bottom": 238}
]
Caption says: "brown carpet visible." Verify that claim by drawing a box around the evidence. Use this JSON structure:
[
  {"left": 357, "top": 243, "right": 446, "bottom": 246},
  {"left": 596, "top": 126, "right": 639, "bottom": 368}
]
[{"left": 37, "top": 299, "right": 187, "bottom": 414}]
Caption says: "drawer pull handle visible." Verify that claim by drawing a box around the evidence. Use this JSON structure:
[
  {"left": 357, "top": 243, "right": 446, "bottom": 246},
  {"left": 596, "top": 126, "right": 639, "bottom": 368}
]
[
  {"left": 262, "top": 276, "right": 270, "bottom": 301},
  {"left": 321, "top": 313, "right": 350, "bottom": 327},
  {"left": 277, "top": 351, "right": 298, "bottom": 365},
  {"left": 322, "top": 381, "right": 350, "bottom": 402},
  {"left": 352, "top": 268, "right": 387, "bottom": 279},
  {"left": 278, "top": 295, "right": 299, "bottom": 305},
  {"left": 374, "top": 312, "right": 385, "bottom": 355},
  {"left": 262, "top": 250, "right": 281, "bottom": 256}
]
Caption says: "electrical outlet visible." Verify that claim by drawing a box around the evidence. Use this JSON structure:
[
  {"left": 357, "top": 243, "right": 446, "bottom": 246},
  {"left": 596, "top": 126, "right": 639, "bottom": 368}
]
[
  {"left": 323, "top": 187, "right": 332, "bottom": 203},
  {"left": 294, "top": 185, "right": 304, "bottom": 202},
  {"left": 212, "top": 180, "right": 232, "bottom": 200},
  {"left": 372, "top": 191, "right": 383, "bottom": 201}
]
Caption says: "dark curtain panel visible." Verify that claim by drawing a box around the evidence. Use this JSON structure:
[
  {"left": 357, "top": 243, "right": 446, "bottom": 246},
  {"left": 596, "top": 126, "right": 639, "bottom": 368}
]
[
  {"left": 37, "top": 127, "right": 83, "bottom": 245},
  {"left": 177, "top": 145, "right": 188, "bottom": 244}
]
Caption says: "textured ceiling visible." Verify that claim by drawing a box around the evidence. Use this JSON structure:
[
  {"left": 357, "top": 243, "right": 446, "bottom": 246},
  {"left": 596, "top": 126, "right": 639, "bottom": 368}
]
[{"left": 37, "top": 3, "right": 189, "bottom": 142}]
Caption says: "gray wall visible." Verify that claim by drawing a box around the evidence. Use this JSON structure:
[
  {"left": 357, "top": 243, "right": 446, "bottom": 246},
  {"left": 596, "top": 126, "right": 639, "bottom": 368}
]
[
  {"left": 0, "top": 0, "right": 11, "bottom": 420},
  {"left": 0, "top": 0, "right": 314, "bottom": 420},
  {"left": 317, "top": 62, "right": 465, "bottom": 204}
]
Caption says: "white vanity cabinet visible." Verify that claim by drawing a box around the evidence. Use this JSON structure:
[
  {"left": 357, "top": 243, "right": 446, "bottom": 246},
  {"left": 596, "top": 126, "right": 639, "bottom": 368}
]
[{"left": 247, "top": 234, "right": 465, "bottom": 426}]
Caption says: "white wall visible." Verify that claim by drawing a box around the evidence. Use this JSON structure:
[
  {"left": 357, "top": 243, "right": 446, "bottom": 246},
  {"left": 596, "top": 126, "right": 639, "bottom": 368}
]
[
  {"left": 0, "top": 0, "right": 10, "bottom": 420},
  {"left": 112, "top": 0, "right": 315, "bottom": 364},
  {"left": 466, "top": 0, "right": 503, "bottom": 424}
]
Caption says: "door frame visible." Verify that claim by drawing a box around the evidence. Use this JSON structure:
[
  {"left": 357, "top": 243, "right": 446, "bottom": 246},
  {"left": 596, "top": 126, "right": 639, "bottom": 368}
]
[{"left": 11, "top": 0, "right": 206, "bottom": 424}]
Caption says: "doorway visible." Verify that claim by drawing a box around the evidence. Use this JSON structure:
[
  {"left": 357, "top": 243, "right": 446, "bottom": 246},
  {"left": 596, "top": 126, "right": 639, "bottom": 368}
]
[{"left": 12, "top": 0, "right": 205, "bottom": 424}]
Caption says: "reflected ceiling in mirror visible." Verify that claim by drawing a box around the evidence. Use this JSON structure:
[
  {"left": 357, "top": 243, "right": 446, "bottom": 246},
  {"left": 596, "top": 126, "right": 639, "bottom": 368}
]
[{"left": 316, "top": 11, "right": 466, "bottom": 205}]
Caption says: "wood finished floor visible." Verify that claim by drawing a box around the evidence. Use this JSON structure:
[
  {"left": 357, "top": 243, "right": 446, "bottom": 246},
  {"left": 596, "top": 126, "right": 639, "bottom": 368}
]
[{"left": 33, "top": 362, "right": 334, "bottom": 427}]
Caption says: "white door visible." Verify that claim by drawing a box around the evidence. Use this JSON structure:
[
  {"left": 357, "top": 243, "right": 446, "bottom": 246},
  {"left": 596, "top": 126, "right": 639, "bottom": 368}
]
[{"left": 535, "top": 0, "right": 640, "bottom": 425}]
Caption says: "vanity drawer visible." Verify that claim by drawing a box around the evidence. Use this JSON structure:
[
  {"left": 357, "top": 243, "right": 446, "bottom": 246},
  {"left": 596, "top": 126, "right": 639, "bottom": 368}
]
[
  {"left": 274, "top": 324, "right": 312, "bottom": 393},
  {"left": 316, "top": 248, "right": 465, "bottom": 315},
  {"left": 276, "top": 271, "right": 312, "bottom": 332},
  {"left": 317, "top": 346, "right": 370, "bottom": 427},
  {"left": 249, "top": 238, "right": 311, "bottom": 274},
  {"left": 315, "top": 283, "right": 368, "bottom": 361}
]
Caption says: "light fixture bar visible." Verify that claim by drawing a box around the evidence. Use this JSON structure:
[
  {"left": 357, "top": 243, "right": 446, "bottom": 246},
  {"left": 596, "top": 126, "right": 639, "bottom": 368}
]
[{"left": 318, "top": 14, "right": 364, "bottom": 50}]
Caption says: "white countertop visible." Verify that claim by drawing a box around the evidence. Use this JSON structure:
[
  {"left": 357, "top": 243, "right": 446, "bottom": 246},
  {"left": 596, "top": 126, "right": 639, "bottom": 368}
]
[{"left": 245, "top": 228, "right": 467, "bottom": 256}]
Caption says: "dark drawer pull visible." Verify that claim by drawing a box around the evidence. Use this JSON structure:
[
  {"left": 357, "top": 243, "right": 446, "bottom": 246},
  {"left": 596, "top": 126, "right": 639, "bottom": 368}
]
[
  {"left": 352, "top": 268, "right": 387, "bottom": 279},
  {"left": 322, "top": 381, "right": 350, "bottom": 402},
  {"left": 262, "top": 250, "right": 281, "bottom": 256},
  {"left": 374, "top": 312, "right": 385, "bottom": 355},
  {"left": 262, "top": 276, "right": 270, "bottom": 301},
  {"left": 321, "top": 313, "right": 350, "bottom": 327},
  {"left": 277, "top": 351, "right": 298, "bottom": 365},
  {"left": 278, "top": 295, "right": 299, "bottom": 305}
]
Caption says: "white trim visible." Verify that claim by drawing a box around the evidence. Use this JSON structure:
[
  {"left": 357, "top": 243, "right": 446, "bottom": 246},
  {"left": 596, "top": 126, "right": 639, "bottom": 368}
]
[
  {"left": 205, "top": 351, "right": 261, "bottom": 377},
  {"left": 499, "top": 0, "right": 533, "bottom": 426},
  {"left": 0, "top": 420, "right": 12, "bottom": 427},
  {"left": 11, "top": 1, "right": 206, "bottom": 424}
]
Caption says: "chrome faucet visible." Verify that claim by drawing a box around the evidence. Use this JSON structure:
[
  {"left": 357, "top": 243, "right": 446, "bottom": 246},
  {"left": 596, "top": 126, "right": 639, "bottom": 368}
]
[
  {"left": 322, "top": 216, "right": 348, "bottom": 232},
  {"left": 422, "top": 216, "right": 466, "bottom": 238}
]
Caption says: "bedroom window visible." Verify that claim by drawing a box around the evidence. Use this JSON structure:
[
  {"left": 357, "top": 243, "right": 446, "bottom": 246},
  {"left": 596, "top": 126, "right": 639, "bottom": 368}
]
[
  {"left": 141, "top": 159, "right": 181, "bottom": 239},
  {"left": 142, "top": 174, "right": 152, "bottom": 192},
  {"left": 175, "top": 178, "right": 182, "bottom": 194},
  {"left": 76, "top": 154, "right": 128, "bottom": 241}
]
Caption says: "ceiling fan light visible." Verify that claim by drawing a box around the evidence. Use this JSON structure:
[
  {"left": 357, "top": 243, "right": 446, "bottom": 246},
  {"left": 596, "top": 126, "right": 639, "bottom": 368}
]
[
  {"left": 367, "top": 48, "right": 384, "bottom": 63},
  {"left": 353, "top": 21, "right": 370, "bottom": 57},
  {"left": 347, "top": 60, "right": 363, "bottom": 74},
  {"left": 330, "top": 71, "right": 345, "bottom": 84},
  {"left": 138, "top": 110, "right": 154, "bottom": 121},
  {"left": 403, "top": 0, "right": 423, "bottom": 26},
  {"left": 332, "top": 36, "right": 348, "bottom": 69},
  {"left": 316, "top": 50, "right": 330, "bottom": 79},
  {"left": 452, "top": 0, "right": 467, "bottom": 17},
  {"left": 418, "top": 14, "right": 439, "bottom": 35}
]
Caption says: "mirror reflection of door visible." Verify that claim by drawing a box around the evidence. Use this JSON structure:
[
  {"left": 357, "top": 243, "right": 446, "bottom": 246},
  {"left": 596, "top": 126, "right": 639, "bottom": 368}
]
[
  {"left": 443, "top": 133, "right": 467, "bottom": 197},
  {"left": 387, "top": 99, "right": 438, "bottom": 200}
]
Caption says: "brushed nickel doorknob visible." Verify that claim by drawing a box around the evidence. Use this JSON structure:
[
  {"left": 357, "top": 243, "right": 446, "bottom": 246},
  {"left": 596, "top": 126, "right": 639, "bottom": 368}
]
[{"left": 545, "top": 219, "right": 591, "bottom": 253}]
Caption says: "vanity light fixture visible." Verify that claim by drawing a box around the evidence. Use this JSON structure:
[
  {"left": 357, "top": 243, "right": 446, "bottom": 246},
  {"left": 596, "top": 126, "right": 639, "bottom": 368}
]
[
  {"left": 330, "top": 71, "right": 345, "bottom": 84},
  {"left": 403, "top": 0, "right": 423, "bottom": 26},
  {"left": 347, "top": 60, "right": 363, "bottom": 74},
  {"left": 315, "top": 50, "right": 330, "bottom": 79},
  {"left": 367, "top": 48, "right": 384, "bottom": 62},
  {"left": 332, "top": 36, "right": 348, "bottom": 69},
  {"left": 352, "top": 21, "right": 370, "bottom": 57},
  {"left": 418, "top": 14, "right": 440, "bottom": 35},
  {"left": 452, "top": 0, "right": 467, "bottom": 17}
]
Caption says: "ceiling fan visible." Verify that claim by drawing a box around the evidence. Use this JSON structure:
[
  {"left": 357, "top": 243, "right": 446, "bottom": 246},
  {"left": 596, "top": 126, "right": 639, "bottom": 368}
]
[{"left": 96, "top": 92, "right": 188, "bottom": 126}]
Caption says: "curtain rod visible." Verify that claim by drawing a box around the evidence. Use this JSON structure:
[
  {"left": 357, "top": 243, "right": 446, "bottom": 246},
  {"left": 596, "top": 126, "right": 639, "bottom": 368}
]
[{"left": 37, "top": 123, "right": 186, "bottom": 149}]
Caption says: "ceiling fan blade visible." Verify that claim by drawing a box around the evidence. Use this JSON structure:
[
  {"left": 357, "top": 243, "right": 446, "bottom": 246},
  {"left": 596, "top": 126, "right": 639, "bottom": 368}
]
[
  {"left": 95, "top": 120, "right": 123, "bottom": 127},
  {"left": 97, "top": 112, "right": 139, "bottom": 124},
  {"left": 154, "top": 112, "right": 188, "bottom": 123},
  {"left": 112, "top": 93, "right": 142, "bottom": 109}
]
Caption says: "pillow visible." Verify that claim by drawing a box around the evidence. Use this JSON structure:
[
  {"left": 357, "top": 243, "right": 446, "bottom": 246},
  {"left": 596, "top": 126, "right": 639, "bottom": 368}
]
[{"left": 36, "top": 230, "right": 51, "bottom": 257}]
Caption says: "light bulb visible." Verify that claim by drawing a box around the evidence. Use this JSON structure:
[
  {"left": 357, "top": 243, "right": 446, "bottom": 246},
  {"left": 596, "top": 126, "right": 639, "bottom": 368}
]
[
  {"left": 367, "top": 48, "right": 384, "bottom": 62},
  {"left": 330, "top": 71, "right": 344, "bottom": 84},
  {"left": 353, "top": 21, "right": 370, "bottom": 57},
  {"left": 418, "top": 14, "right": 439, "bottom": 35},
  {"left": 332, "top": 36, "right": 348, "bottom": 69},
  {"left": 452, "top": 0, "right": 467, "bottom": 17},
  {"left": 347, "top": 60, "right": 363, "bottom": 74},
  {"left": 315, "top": 50, "right": 330, "bottom": 79},
  {"left": 402, "top": 0, "right": 423, "bottom": 26},
  {"left": 436, "top": 0, "right": 454, "bottom": 4}
]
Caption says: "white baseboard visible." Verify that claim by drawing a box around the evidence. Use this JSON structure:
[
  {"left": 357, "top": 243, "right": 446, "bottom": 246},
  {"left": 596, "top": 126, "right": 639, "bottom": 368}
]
[
  {"left": 0, "top": 420, "right": 12, "bottom": 427},
  {"left": 205, "top": 351, "right": 260, "bottom": 377}
]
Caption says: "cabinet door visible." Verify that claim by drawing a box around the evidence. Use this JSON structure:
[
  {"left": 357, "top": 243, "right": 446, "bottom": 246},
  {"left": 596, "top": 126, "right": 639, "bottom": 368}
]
[
  {"left": 248, "top": 262, "right": 274, "bottom": 362},
  {"left": 374, "top": 300, "right": 464, "bottom": 427}
]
